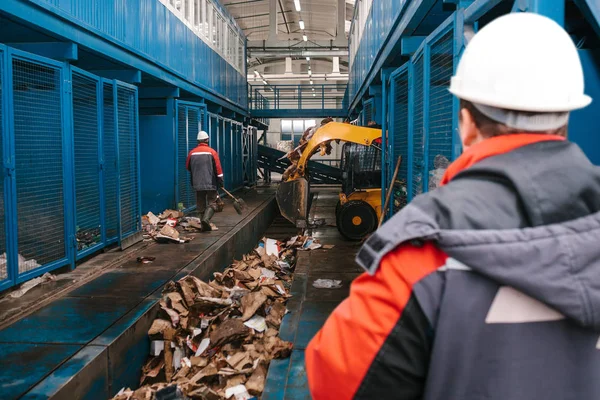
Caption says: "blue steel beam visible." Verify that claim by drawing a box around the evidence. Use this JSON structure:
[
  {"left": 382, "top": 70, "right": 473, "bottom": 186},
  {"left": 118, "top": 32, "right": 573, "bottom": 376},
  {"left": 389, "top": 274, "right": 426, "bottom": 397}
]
[
  {"left": 349, "top": 0, "right": 437, "bottom": 113},
  {"left": 512, "top": 0, "right": 565, "bottom": 25},
  {"left": 6, "top": 42, "right": 77, "bottom": 61},
  {"left": 401, "top": 36, "right": 427, "bottom": 56},
  {"left": 464, "top": 0, "right": 506, "bottom": 23},
  {"left": 138, "top": 87, "right": 180, "bottom": 99},
  {"left": 90, "top": 70, "right": 142, "bottom": 84},
  {"left": 574, "top": 0, "right": 600, "bottom": 38},
  {"left": 250, "top": 109, "right": 348, "bottom": 119},
  {"left": 0, "top": 1, "right": 248, "bottom": 116}
]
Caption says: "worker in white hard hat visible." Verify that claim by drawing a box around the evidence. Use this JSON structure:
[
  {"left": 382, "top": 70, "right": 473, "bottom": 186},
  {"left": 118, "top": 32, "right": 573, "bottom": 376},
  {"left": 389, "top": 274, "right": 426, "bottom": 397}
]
[
  {"left": 186, "top": 130, "right": 224, "bottom": 231},
  {"left": 307, "top": 12, "right": 600, "bottom": 400}
]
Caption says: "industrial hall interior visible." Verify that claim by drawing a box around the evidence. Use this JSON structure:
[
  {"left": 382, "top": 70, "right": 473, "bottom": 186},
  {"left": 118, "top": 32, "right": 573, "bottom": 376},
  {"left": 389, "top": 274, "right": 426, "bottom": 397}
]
[{"left": 0, "top": 0, "right": 600, "bottom": 399}]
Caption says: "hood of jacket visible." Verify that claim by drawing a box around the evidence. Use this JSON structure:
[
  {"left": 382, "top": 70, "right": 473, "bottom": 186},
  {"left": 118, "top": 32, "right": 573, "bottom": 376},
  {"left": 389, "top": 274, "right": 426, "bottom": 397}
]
[{"left": 358, "top": 139, "right": 600, "bottom": 329}]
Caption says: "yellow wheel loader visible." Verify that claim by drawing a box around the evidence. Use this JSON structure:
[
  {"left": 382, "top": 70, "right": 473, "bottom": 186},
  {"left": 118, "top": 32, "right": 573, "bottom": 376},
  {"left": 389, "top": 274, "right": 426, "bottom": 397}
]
[{"left": 276, "top": 122, "right": 383, "bottom": 241}]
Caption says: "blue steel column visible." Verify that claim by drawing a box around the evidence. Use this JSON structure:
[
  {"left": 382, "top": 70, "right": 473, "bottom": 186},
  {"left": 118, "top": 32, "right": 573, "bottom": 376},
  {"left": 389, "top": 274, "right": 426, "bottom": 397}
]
[
  {"left": 97, "top": 73, "right": 106, "bottom": 246},
  {"left": 512, "top": 0, "right": 565, "bottom": 26},
  {"left": 2, "top": 47, "right": 17, "bottom": 290},
  {"left": 113, "top": 82, "right": 122, "bottom": 245},
  {"left": 453, "top": 10, "right": 465, "bottom": 160},
  {"left": 62, "top": 62, "right": 76, "bottom": 269},
  {"left": 134, "top": 87, "right": 141, "bottom": 231},
  {"left": 406, "top": 62, "right": 415, "bottom": 201},
  {"left": 380, "top": 69, "right": 389, "bottom": 220},
  {"left": 422, "top": 43, "right": 431, "bottom": 192}
]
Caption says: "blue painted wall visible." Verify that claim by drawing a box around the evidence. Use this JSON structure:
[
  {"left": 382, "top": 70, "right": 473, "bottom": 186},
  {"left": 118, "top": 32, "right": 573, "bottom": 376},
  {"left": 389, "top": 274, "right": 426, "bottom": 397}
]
[
  {"left": 570, "top": 49, "right": 600, "bottom": 165},
  {"left": 11, "top": 0, "right": 247, "bottom": 109},
  {"left": 140, "top": 115, "right": 176, "bottom": 214}
]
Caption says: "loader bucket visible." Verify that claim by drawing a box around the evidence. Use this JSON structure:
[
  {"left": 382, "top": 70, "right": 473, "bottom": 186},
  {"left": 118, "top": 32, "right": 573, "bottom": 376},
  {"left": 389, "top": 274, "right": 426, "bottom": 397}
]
[{"left": 276, "top": 178, "right": 309, "bottom": 225}]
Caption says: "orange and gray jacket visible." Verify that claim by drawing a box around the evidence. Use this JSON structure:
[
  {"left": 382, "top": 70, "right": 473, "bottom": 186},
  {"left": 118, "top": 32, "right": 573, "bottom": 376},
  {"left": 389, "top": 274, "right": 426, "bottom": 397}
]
[
  {"left": 186, "top": 143, "right": 224, "bottom": 191},
  {"left": 306, "top": 134, "right": 600, "bottom": 400}
]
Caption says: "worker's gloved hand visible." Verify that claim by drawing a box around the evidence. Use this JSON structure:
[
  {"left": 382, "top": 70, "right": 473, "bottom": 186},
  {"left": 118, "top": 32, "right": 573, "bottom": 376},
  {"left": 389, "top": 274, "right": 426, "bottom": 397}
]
[{"left": 217, "top": 177, "right": 224, "bottom": 188}]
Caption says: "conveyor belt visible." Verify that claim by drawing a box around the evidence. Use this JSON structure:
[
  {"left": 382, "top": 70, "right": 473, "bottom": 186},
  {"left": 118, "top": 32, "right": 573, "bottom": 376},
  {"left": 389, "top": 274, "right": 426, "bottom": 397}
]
[{"left": 258, "top": 145, "right": 343, "bottom": 184}]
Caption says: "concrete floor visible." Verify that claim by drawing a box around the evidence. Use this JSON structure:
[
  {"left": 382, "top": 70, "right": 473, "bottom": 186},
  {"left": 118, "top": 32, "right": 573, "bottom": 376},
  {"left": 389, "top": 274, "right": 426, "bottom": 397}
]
[{"left": 264, "top": 188, "right": 364, "bottom": 400}]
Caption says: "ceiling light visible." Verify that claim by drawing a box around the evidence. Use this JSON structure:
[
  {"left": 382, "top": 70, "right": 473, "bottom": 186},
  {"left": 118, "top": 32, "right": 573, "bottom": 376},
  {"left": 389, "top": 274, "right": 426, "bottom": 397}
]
[
  {"left": 303, "top": 35, "right": 307, "bottom": 42},
  {"left": 262, "top": 79, "right": 268, "bottom": 85},
  {"left": 299, "top": 20, "right": 305, "bottom": 30},
  {"left": 306, "top": 56, "right": 310, "bottom": 61},
  {"left": 310, "top": 80, "right": 313, "bottom": 85},
  {"left": 313, "top": 93, "right": 316, "bottom": 97},
  {"left": 294, "top": 0, "right": 301, "bottom": 12},
  {"left": 254, "top": 70, "right": 260, "bottom": 77},
  {"left": 308, "top": 70, "right": 312, "bottom": 76}
]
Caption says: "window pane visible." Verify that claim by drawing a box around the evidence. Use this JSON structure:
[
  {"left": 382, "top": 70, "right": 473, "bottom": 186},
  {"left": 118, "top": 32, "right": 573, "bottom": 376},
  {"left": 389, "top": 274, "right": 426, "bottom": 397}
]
[
  {"left": 205, "top": 1, "right": 211, "bottom": 37},
  {"left": 281, "top": 120, "right": 292, "bottom": 133},
  {"left": 306, "top": 120, "right": 316, "bottom": 129},
  {"left": 185, "top": 0, "right": 191, "bottom": 21},
  {"left": 293, "top": 120, "right": 304, "bottom": 134}
]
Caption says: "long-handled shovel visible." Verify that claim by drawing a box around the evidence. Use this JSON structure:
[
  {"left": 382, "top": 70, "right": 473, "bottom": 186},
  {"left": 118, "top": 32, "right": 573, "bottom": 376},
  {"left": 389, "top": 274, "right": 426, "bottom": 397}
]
[{"left": 221, "top": 187, "right": 247, "bottom": 215}]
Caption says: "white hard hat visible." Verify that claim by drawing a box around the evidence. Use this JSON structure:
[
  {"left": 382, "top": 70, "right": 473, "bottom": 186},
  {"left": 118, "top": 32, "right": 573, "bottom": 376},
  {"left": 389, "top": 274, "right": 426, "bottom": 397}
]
[
  {"left": 449, "top": 13, "right": 592, "bottom": 115},
  {"left": 197, "top": 130, "right": 209, "bottom": 141}
]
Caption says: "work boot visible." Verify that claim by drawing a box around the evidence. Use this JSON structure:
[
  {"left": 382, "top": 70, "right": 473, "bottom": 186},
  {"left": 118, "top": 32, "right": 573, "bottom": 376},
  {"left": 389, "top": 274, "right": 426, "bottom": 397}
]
[{"left": 201, "top": 208, "right": 215, "bottom": 232}]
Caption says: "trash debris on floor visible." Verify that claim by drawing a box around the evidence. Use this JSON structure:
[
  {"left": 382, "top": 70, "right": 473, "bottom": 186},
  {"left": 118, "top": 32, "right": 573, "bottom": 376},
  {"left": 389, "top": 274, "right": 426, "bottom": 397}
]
[
  {"left": 142, "top": 210, "right": 202, "bottom": 244},
  {"left": 76, "top": 227, "right": 101, "bottom": 251},
  {"left": 285, "top": 236, "right": 328, "bottom": 251},
  {"left": 112, "top": 237, "right": 307, "bottom": 400},
  {"left": 138, "top": 257, "right": 157, "bottom": 264},
  {"left": 9, "top": 272, "right": 56, "bottom": 298},
  {"left": 312, "top": 279, "right": 343, "bottom": 289}
]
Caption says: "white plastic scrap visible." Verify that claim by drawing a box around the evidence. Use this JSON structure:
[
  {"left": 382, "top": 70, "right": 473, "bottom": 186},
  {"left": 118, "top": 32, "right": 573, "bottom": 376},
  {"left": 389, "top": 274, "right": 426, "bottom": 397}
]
[
  {"left": 312, "top": 279, "right": 342, "bottom": 289},
  {"left": 9, "top": 272, "right": 55, "bottom": 298},
  {"left": 265, "top": 238, "right": 280, "bottom": 257},
  {"left": 243, "top": 315, "right": 267, "bottom": 333},
  {"left": 150, "top": 340, "right": 165, "bottom": 356},
  {"left": 195, "top": 338, "right": 211, "bottom": 357},
  {"left": 225, "top": 385, "right": 252, "bottom": 400},
  {"left": 260, "top": 268, "right": 276, "bottom": 279},
  {"left": 147, "top": 212, "right": 160, "bottom": 226}
]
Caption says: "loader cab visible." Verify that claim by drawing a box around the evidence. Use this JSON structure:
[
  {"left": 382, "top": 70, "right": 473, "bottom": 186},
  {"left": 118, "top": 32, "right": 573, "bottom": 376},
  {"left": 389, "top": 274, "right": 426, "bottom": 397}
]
[
  {"left": 336, "top": 141, "right": 383, "bottom": 241},
  {"left": 340, "top": 142, "right": 382, "bottom": 196}
]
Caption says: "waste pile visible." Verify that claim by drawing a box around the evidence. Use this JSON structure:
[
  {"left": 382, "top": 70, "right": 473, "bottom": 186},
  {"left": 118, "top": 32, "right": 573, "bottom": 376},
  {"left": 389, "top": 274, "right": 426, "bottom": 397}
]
[
  {"left": 143, "top": 210, "right": 219, "bottom": 244},
  {"left": 393, "top": 179, "right": 408, "bottom": 213},
  {"left": 428, "top": 155, "right": 450, "bottom": 191},
  {"left": 76, "top": 227, "right": 102, "bottom": 251},
  {"left": 112, "top": 236, "right": 317, "bottom": 400}
]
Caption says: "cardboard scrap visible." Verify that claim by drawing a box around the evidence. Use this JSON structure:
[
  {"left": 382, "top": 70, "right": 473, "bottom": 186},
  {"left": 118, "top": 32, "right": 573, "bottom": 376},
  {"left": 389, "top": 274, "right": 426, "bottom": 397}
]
[
  {"left": 240, "top": 291, "right": 267, "bottom": 321},
  {"left": 112, "top": 233, "right": 306, "bottom": 400}
]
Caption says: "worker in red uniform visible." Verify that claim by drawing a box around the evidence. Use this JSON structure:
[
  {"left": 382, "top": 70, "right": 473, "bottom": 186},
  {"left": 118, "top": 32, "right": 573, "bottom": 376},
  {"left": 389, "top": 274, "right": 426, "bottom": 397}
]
[
  {"left": 306, "top": 13, "right": 600, "bottom": 400},
  {"left": 186, "top": 130, "right": 224, "bottom": 231}
]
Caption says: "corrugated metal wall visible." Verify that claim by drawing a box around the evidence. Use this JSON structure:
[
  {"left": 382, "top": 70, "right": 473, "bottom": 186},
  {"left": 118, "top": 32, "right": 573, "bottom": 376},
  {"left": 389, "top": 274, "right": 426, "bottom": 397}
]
[{"left": 27, "top": 0, "right": 247, "bottom": 108}]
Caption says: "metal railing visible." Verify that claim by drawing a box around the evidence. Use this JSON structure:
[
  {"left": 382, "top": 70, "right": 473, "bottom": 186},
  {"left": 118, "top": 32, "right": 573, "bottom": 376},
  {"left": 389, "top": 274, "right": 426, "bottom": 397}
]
[{"left": 249, "top": 84, "right": 347, "bottom": 112}]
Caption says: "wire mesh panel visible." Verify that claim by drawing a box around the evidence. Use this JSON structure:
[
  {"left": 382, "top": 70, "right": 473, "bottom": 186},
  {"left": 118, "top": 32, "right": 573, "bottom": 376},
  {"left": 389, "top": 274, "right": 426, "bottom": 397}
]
[
  {"left": 410, "top": 53, "right": 425, "bottom": 200},
  {"left": 242, "top": 126, "right": 251, "bottom": 185},
  {"left": 187, "top": 107, "right": 200, "bottom": 207},
  {"left": 117, "top": 84, "right": 140, "bottom": 240},
  {"left": 177, "top": 105, "right": 187, "bottom": 210},
  {"left": 12, "top": 56, "right": 67, "bottom": 275},
  {"left": 103, "top": 81, "right": 118, "bottom": 243},
  {"left": 72, "top": 71, "right": 102, "bottom": 256},
  {"left": 427, "top": 28, "right": 455, "bottom": 192},
  {"left": 364, "top": 99, "right": 374, "bottom": 125},
  {"left": 391, "top": 66, "right": 410, "bottom": 213},
  {"left": 0, "top": 49, "right": 7, "bottom": 284}
]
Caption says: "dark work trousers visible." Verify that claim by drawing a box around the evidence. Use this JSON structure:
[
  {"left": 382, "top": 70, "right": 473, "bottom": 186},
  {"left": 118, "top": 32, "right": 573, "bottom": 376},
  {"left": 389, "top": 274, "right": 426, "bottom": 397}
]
[{"left": 196, "top": 190, "right": 219, "bottom": 213}]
